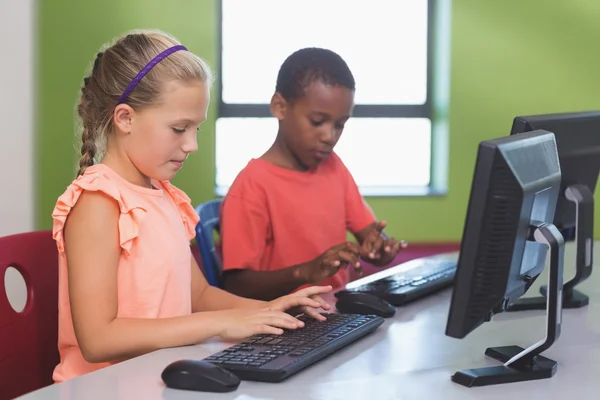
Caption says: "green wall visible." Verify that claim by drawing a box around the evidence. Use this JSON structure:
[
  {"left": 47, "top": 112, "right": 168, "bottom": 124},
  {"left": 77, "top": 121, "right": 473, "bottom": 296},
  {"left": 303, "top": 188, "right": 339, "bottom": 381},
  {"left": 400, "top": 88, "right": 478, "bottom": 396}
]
[
  {"left": 37, "top": 0, "right": 218, "bottom": 230},
  {"left": 37, "top": 0, "right": 600, "bottom": 243}
]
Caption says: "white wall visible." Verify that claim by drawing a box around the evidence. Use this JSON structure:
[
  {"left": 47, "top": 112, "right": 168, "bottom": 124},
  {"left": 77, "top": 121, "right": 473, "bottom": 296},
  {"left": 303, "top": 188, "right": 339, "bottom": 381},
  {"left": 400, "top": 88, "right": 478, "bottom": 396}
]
[{"left": 0, "top": 0, "right": 35, "bottom": 311}]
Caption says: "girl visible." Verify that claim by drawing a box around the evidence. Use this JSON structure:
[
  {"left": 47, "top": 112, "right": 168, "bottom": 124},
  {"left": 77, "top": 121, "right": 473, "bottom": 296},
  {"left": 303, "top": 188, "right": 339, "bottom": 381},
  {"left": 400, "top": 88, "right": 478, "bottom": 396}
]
[{"left": 51, "top": 29, "right": 331, "bottom": 383}]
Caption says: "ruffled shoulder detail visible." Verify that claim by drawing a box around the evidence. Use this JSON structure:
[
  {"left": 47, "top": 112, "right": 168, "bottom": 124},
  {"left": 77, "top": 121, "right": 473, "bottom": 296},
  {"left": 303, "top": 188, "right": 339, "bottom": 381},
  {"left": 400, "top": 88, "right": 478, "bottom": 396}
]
[
  {"left": 51, "top": 164, "right": 147, "bottom": 256},
  {"left": 160, "top": 181, "right": 200, "bottom": 241}
]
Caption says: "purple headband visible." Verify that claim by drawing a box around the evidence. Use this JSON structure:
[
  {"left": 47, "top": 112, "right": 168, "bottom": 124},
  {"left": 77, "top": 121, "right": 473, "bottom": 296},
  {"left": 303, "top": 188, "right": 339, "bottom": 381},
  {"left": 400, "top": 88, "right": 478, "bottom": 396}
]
[{"left": 117, "top": 44, "right": 188, "bottom": 105}]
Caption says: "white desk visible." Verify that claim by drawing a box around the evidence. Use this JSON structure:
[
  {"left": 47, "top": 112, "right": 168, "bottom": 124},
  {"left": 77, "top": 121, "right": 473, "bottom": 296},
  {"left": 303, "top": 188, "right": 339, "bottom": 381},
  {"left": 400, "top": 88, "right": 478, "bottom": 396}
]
[{"left": 19, "top": 243, "right": 600, "bottom": 400}]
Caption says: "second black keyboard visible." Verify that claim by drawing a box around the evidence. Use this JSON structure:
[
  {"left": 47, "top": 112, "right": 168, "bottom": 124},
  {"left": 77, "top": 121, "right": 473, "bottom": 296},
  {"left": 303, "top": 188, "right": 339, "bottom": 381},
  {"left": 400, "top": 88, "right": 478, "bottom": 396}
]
[
  {"left": 203, "top": 313, "right": 384, "bottom": 382},
  {"left": 336, "top": 255, "right": 458, "bottom": 306}
]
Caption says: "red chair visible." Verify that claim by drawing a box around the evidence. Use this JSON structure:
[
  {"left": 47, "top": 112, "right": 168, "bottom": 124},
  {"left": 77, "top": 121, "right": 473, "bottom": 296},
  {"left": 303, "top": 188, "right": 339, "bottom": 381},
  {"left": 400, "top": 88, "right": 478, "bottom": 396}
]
[{"left": 0, "top": 230, "right": 59, "bottom": 400}]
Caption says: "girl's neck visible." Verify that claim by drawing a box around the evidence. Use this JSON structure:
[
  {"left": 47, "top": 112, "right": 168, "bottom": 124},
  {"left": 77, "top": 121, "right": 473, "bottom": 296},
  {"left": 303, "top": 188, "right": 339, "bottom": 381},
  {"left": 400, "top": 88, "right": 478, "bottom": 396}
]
[{"left": 101, "top": 152, "right": 154, "bottom": 189}]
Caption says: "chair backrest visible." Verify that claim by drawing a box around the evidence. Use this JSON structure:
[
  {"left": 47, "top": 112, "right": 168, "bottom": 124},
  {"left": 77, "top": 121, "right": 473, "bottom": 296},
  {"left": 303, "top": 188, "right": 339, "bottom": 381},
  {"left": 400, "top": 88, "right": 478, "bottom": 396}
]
[
  {"left": 0, "top": 230, "right": 59, "bottom": 400},
  {"left": 194, "top": 199, "right": 223, "bottom": 287}
]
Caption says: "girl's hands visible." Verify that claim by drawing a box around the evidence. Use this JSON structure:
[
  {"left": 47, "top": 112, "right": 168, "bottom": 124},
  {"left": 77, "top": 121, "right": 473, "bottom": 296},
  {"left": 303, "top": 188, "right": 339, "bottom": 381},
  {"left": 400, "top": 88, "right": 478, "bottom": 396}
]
[
  {"left": 214, "top": 286, "right": 332, "bottom": 340},
  {"left": 268, "top": 285, "right": 333, "bottom": 321},
  {"left": 215, "top": 308, "right": 305, "bottom": 341}
]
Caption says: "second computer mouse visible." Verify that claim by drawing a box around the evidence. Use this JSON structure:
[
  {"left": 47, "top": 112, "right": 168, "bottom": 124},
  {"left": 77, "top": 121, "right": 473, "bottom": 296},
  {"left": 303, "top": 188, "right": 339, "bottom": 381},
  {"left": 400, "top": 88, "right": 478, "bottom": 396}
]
[
  {"left": 161, "top": 359, "right": 240, "bottom": 393},
  {"left": 335, "top": 291, "right": 396, "bottom": 318}
]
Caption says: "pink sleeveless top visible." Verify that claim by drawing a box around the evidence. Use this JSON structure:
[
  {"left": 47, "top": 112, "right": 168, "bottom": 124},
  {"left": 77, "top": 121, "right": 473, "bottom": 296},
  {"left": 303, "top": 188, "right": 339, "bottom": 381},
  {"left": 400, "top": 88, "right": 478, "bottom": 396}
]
[{"left": 51, "top": 164, "right": 199, "bottom": 382}]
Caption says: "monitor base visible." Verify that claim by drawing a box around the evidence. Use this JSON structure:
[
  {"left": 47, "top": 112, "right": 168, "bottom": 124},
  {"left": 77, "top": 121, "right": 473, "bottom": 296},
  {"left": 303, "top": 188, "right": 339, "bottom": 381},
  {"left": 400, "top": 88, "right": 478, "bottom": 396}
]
[
  {"left": 541, "top": 285, "right": 589, "bottom": 308},
  {"left": 451, "top": 345, "right": 557, "bottom": 387},
  {"left": 506, "top": 285, "right": 589, "bottom": 311},
  {"left": 451, "top": 222, "right": 564, "bottom": 388}
]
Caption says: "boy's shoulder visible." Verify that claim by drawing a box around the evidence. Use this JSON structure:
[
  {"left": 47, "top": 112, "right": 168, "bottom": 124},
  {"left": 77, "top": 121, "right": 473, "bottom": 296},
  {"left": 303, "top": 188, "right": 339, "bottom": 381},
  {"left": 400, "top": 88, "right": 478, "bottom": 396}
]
[
  {"left": 321, "top": 151, "right": 346, "bottom": 171},
  {"left": 235, "top": 157, "right": 270, "bottom": 177},
  {"left": 229, "top": 157, "right": 267, "bottom": 184},
  {"left": 225, "top": 158, "right": 276, "bottom": 201},
  {"left": 311, "top": 151, "right": 351, "bottom": 178}
]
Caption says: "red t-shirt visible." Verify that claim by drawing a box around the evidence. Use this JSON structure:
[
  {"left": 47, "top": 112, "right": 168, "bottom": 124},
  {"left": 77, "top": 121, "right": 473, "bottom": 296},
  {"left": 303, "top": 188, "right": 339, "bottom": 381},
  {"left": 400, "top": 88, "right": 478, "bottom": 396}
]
[{"left": 220, "top": 152, "right": 375, "bottom": 290}]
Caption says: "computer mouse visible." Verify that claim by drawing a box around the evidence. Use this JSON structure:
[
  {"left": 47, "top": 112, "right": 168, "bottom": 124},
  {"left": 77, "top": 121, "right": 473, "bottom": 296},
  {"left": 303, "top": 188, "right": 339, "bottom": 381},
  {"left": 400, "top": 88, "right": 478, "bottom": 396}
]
[
  {"left": 335, "top": 291, "right": 396, "bottom": 318},
  {"left": 161, "top": 359, "right": 240, "bottom": 393}
]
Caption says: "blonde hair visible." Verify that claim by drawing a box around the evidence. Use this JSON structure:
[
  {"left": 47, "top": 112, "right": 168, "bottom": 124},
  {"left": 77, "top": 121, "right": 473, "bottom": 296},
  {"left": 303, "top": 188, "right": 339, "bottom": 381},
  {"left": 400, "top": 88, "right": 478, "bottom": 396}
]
[{"left": 76, "top": 29, "right": 213, "bottom": 176}]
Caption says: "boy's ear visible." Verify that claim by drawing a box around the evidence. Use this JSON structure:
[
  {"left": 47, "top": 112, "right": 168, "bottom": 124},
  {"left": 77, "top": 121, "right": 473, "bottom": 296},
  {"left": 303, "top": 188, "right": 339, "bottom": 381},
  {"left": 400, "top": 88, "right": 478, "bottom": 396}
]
[
  {"left": 113, "top": 104, "right": 135, "bottom": 134},
  {"left": 270, "top": 92, "right": 287, "bottom": 120}
]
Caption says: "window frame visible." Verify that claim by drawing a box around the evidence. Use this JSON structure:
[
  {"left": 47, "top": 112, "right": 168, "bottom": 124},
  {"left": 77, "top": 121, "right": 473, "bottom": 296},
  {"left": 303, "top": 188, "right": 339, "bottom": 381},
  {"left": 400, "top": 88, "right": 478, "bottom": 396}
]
[{"left": 215, "top": 0, "right": 448, "bottom": 197}]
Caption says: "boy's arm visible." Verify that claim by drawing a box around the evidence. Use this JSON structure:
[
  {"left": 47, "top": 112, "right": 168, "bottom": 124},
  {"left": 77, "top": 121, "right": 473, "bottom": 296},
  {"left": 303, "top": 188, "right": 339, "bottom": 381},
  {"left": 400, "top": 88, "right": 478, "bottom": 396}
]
[
  {"left": 338, "top": 157, "right": 403, "bottom": 267},
  {"left": 222, "top": 267, "right": 308, "bottom": 301},
  {"left": 219, "top": 193, "right": 311, "bottom": 300},
  {"left": 341, "top": 163, "right": 378, "bottom": 247},
  {"left": 222, "top": 244, "right": 360, "bottom": 301},
  {"left": 219, "top": 193, "right": 358, "bottom": 300}
]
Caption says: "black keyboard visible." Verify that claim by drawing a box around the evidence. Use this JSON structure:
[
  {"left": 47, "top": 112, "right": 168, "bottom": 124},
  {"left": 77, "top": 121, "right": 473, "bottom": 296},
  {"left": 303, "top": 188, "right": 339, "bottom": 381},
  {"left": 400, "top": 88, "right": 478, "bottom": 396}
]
[
  {"left": 203, "top": 313, "right": 384, "bottom": 382},
  {"left": 336, "top": 254, "right": 458, "bottom": 306}
]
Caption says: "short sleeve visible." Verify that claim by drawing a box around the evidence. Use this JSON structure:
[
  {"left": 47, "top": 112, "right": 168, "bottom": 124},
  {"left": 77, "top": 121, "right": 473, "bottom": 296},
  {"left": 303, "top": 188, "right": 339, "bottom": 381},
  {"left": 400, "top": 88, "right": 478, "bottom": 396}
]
[
  {"left": 338, "top": 157, "right": 376, "bottom": 233},
  {"left": 160, "top": 182, "right": 200, "bottom": 241},
  {"left": 220, "top": 189, "right": 270, "bottom": 272},
  {"left": 51, "top": 166, "right": 147, "bottom": 256}
]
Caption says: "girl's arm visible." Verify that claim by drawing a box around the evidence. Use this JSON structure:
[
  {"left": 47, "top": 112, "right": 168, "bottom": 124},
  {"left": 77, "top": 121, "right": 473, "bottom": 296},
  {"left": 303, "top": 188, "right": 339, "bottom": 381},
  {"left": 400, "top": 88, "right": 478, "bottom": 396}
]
[{"left": 64, "top": 191, "right": 303, "bottom": 363}]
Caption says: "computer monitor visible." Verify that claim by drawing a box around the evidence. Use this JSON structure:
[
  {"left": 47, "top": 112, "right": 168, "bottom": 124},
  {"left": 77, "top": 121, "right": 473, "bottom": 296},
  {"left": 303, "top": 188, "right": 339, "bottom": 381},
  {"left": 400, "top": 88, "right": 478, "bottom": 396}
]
[
  {"left": 508, "top": 111, "right": 600, "bottom": 310},
  {"left": 445, "top": 129, "right": 565, "bottom": 387}
]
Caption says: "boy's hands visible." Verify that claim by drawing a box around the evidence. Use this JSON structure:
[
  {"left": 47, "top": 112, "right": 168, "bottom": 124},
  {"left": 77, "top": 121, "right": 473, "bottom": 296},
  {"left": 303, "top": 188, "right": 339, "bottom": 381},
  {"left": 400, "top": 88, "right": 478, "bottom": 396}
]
[
  {"left": 268, "top": 285, "right": 332, "bottom": 321},
  {"left": 359, "top": 221, "right": 407, "bottom": 266},
  {"left": 290, "top": 223, "right": 406, "bottom": 286},
  {"left": 297, "top": 242, "right": 362, "bottom": 284}
]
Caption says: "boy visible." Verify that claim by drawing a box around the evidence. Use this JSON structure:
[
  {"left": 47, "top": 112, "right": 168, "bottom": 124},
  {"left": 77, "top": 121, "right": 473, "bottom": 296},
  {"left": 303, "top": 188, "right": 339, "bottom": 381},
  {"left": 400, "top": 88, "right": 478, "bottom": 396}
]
[{"left": 220, "top": 47, "right": 407, "bottom": 301}]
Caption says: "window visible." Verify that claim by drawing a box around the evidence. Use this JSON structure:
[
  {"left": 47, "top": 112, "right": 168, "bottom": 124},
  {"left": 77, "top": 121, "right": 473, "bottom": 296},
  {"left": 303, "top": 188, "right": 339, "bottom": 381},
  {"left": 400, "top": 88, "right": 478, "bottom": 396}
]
[{"left": 216, "top": 0, "right": 449, "bottom": 196}]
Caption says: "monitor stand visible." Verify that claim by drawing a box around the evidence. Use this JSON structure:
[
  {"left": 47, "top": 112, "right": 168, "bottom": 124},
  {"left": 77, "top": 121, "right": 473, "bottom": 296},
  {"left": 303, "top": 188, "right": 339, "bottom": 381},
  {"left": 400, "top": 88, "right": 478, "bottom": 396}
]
[
  {"left": 451, "top": 222, "right": 565, "bottom": 387},
  {"left": 507, "top": 184, "right": 593, "bottom": 311}
]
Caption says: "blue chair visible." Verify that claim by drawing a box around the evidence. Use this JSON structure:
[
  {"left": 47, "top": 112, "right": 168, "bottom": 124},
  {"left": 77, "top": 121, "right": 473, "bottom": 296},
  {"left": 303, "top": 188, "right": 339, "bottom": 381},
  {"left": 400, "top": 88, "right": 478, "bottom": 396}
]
[{"left": 194, "top": 199, "right": 223, "bottom": 287}]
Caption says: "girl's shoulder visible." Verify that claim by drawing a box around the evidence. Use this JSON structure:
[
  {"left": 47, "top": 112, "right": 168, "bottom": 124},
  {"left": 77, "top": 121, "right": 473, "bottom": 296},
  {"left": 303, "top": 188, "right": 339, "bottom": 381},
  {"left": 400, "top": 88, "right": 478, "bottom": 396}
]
[{"left": 51, "top": 164, "right": 198, "bottom": 255}]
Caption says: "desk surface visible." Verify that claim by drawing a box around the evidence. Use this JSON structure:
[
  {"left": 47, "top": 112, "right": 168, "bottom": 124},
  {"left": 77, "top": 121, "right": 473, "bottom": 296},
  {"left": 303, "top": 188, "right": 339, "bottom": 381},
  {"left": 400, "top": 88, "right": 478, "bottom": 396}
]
[{"left": 19, "top": 243, "right": 600, "bottom": 400}]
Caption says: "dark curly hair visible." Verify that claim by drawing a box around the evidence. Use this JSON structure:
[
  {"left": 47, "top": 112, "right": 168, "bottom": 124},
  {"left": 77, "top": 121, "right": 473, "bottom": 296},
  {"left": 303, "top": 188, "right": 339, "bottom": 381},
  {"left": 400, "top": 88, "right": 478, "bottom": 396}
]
[{"left": 275, "top": 47, "right": 355, "bottom": 102}]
